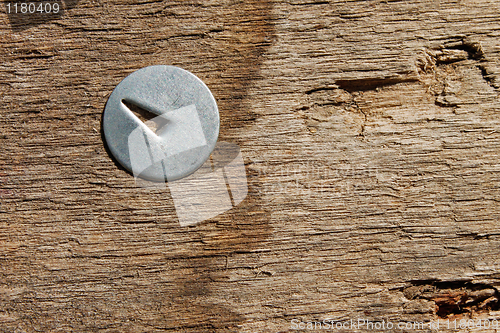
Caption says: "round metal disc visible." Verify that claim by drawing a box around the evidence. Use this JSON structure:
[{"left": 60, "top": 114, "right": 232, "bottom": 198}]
[{"left": 103, "top": 65, "right": 220, "bottom": 182}]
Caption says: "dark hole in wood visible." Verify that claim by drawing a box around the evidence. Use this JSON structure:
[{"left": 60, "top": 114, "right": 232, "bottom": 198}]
[{"left": 404, "top": 280, "right": 500, "bottom": 318}]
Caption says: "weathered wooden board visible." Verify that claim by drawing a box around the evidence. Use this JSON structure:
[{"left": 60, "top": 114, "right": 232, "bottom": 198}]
[{"left": 2, "top": 0, "right": 500, "bottom": 332}]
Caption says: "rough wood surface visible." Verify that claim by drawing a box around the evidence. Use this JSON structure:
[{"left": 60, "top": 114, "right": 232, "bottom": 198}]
[{"left": 2, "top": 0, "right": 500, "bottom": 332}]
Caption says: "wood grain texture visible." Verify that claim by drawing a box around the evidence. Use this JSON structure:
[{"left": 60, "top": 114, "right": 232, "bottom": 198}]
[{"left": 1, "top": 0, "right": 500, "bottom": 332}]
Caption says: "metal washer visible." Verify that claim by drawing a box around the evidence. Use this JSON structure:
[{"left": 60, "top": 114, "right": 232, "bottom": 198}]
[{"left": 103, "top": 65, "right": 220, "bottom": 182}]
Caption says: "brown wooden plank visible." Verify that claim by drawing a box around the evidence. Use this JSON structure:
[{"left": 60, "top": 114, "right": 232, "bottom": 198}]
[{"left": 2, "top": 0, "right": 500, "bottom": 332}]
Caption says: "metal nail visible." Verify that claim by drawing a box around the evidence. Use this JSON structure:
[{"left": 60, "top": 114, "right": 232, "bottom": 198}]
[{"left": 103, "top": 65, "right": 220, "bottom": 182}]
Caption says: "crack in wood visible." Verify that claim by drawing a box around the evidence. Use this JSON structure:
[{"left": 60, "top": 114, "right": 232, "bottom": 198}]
[
  {"left": 335, "top": 77, "right": 419, "bottom": 93},
  {"left": 418, "top": 38, "right": 497, "bottom": 108},
  {"left": 402, "top": 280, "right": 500, "bottom": 318}
]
